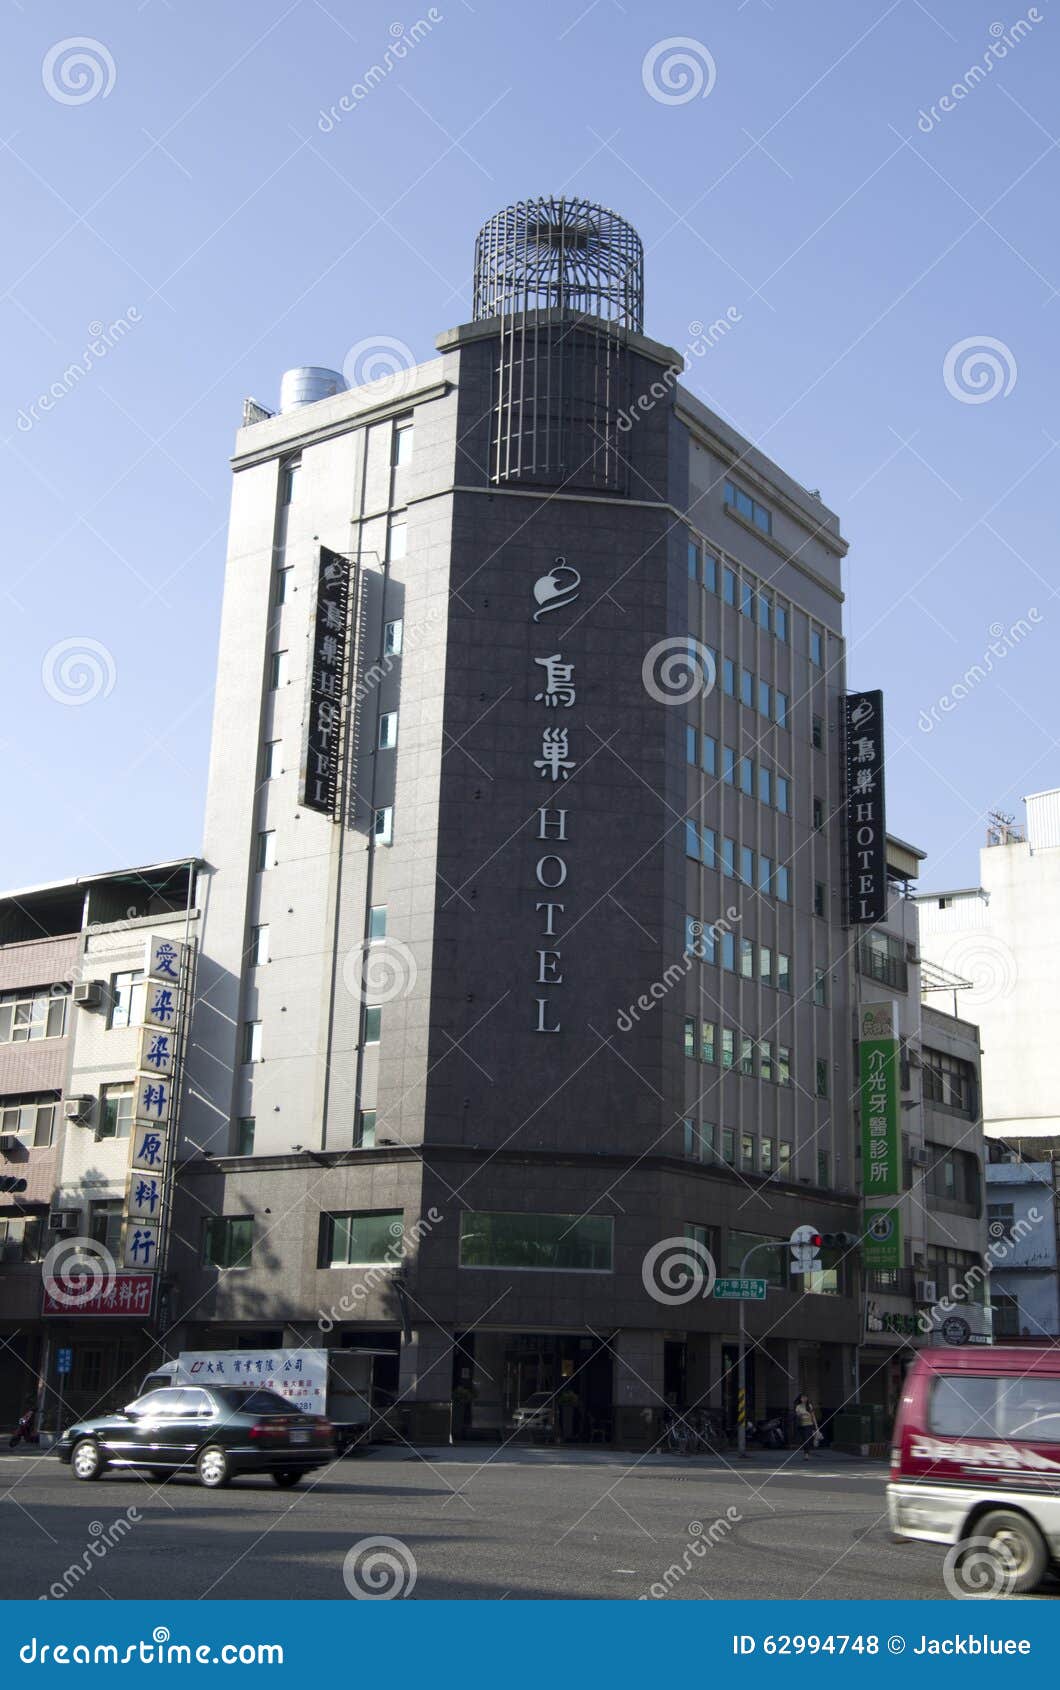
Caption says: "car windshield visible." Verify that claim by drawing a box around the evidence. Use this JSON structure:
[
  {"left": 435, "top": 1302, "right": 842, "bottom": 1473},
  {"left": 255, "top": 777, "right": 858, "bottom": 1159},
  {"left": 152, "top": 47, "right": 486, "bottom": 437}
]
[{"left": 211, "top": 1388, "right": 293, "bottom": 1414}]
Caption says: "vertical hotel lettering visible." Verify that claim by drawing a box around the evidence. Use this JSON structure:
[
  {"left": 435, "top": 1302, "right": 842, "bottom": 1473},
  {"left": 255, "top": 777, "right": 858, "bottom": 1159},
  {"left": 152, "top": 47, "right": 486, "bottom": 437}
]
[
  {"left": 530, "top": 559, "right": 581, "bottom": 1033},
  {"left": 844, "top": 689, "right": 886, "bottom": 925}
]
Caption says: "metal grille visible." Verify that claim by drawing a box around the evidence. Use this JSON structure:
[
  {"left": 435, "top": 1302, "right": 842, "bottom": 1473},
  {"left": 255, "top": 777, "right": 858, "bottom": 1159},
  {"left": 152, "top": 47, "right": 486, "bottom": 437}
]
[{"left": 472, "top": 198, "right": 644, "bottom": 493}]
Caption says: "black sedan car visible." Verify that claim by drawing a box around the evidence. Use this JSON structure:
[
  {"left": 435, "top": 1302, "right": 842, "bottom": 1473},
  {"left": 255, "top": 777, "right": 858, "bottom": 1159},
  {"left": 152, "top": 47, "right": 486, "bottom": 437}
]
[{"left": 55, "top": 1384, "right": 336, "bottom": 1488}]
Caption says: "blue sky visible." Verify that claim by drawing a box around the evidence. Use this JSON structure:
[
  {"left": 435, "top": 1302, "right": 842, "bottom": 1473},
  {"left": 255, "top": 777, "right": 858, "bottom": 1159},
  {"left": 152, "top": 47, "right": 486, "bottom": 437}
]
[{"left": 3, "top": 0, "right": 1057, "bottom": 893}]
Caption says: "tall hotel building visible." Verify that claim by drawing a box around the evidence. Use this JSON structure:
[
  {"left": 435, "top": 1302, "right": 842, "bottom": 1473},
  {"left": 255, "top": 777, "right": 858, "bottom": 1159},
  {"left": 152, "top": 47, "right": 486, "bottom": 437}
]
[{"left": 173, "top": 200, "right": 860, "bottom": 1441}]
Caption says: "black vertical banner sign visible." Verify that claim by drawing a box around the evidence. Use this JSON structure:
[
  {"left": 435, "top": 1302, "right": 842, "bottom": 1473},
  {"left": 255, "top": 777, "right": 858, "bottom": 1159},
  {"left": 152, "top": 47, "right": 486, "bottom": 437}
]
[
  {"left": 844, "top": 689, "right": 886, "bottom": 924},
  {"left": 302, "top": 546, "right": 350, "bottom": 817}
]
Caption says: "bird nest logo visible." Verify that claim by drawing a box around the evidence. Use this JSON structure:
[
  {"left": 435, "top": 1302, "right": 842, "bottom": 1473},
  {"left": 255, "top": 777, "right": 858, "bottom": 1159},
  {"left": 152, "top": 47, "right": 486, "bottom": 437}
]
[
  {"left": 342, "top": 335, "right": 415, "bottom": 401},
  {"left": 642, "top": 637, "right": 716, "bottom": 706},
  {"left": 342, "top": 937, "right": 418, "bottom": 1005},
  {"left": 943, "top": 336, "right": 1017, "bottom": 404},
  {"left": 42, "top": 638, "right": 116, "bottom": 707},
  {"left": 342, "top": 1535, "right": 418, "bottom": 1599},
  {"left": 642, "top": 1236, "right": 717, "bottom": 1306},
  {"left": 944, "top": 934, "right": 1018, "bottom": 1008},
  {"left": 41, "top": 1238, "right": 116, "bottom": 1310},
  {"left": 42, "top": 38, "right": 116, "bottom": 105},
  {"left": 942, "top": 1534, "right": 1019, "bottom": 1599},
  {"left": 641, "top": 38, "right": 717, "bottom": 106}
]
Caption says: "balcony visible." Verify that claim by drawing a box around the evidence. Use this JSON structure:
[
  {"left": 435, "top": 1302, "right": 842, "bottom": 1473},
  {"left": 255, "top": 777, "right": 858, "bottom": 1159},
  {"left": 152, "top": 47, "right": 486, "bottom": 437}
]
[{"left": 858, "top": 940, "right": 908, "bottom": 994}]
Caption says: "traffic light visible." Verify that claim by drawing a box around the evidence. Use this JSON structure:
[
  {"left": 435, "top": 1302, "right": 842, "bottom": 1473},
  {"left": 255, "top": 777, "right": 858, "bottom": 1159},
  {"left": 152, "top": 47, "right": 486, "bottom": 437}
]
[
  {"left": 820, "top": 1231, "right": 860, "bottom": 1251},
  {"left": 0, "top": 1176, "right": 26, "bottom": 1194}
]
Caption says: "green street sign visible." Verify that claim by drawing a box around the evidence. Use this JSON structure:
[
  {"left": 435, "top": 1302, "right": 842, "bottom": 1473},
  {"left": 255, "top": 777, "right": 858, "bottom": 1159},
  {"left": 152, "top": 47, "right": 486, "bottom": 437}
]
[
  {"left": 713, "top": 1277, "right": 767, "bottom": 1301},
  {"left": 863, "top": 1206, "right": 902, "bottom": 1272}
]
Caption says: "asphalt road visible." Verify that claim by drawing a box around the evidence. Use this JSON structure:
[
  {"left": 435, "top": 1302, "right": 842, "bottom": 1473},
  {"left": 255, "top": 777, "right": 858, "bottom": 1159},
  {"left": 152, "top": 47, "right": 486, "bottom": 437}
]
[{"left": 1, "top": 1445, "right": 1055, "bottom": 1602}]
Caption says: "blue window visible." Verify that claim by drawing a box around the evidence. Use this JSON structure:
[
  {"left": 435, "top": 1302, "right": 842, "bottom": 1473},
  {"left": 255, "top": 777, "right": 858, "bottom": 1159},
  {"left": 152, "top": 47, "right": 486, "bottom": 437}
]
[
  {"left": 740, "top": 845, "right": 755, "bottom": 885},
  {"left": 740, "top": 668, "right": 754, "bottom": 708},
  {"left": 776, "top": 776, "right": 790, "bottom": 814},
  {"left": 685, "top": 915, "right": 701, "bottom": 956},
  {"left": 810, "top": 629, "right": 823, "bottom": 666},
  {"left": 688, "top": 538, "right": 700, "bottom": 580},
  {"left": 701, "top": 734, "right": 717, "bottom": 775},
  {"left": 758, "top": 679, "right": 771, "bottom": 717},
  {"left": 723, "top": 746, "right": 736, "bottom": 785},
  {"left": 758, "top": 595, "right": 771, "bottom": 632},
  {"left": 723, "top": 659, "right": 735, "bottom": 696},
  {"left": 758, "top": 766, "right": 772, "bottom": 805},
  {"left": 724, "top": 479, "right": 773, "bottom": 535},
  {"left": 702, "top": 827, "right": 717, "bottom": 869},
  {"left": 740, "top": 582, "right": 754, "bottom": 620},
  {"left": 739, "top": 758, "right": 753, "bottom": 796},
  {"left": 685, "top": 820, "right": 700, "bottom": 860},
  {"left": 722, "top": 838, "right": 736, "bottom": 878},
  {"left": 774, "top": 605, "right": 788, "bottom": 642},
  {"left": 776, "top": 865, "right": 790, "bottom": 903},
  {"left": 721, "top": 932, "right": 735, "bottom": 971},
  {"left": 686, "top": 725, "right": 697, "bottom": 765},
  {"left": 775, "top": 691, "right": 789, "bottom": 729},
  {"left": 703, "top": 555, "right": 717, "bottom": 594},
  {"left": 759, "top": 856, "right": 772, "bottom": 893},
  {"left": 723, "top": 567, "right": 736, "bottom": 606}
]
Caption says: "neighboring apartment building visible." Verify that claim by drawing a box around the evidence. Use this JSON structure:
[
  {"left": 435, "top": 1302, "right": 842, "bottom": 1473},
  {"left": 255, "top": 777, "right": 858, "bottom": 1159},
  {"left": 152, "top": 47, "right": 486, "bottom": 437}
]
[
  {"left": 857, "top": 837, "right": 989, "bottom": 1427},
  {"left": 918, "top": 792, "right": 1060, "bottom": 1144},
  {"left": 984, "top": 1145, "right": 1060, "bottom": 1342},
  {"left": 0, "top": 859, "right": 199, "bottom": 1429},
  {"left": 171, "top": 196, "right": 866, "bottom": 1443}
]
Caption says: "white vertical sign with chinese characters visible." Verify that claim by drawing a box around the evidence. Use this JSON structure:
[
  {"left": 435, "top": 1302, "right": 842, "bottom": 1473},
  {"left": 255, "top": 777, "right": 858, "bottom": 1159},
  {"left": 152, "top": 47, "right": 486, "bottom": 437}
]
[{"left": 122, "top": 935, "right": 186, "bottom": 1276}]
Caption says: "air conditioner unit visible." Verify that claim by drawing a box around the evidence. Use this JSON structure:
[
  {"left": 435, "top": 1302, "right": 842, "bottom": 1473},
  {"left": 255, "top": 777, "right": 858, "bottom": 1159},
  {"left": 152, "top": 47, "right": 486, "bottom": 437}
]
[
  {"left": 62, "top": 1097, "right": 94, "bottom": 1124},
  {"left": 72, "top": 980, "right": 104, "bottom": 1009},
  {"left": 914, "top": 1278, "right": 938, "bottom": 1304},
  {"left": 906, "top": 942, "right": 919, "bottom": 962},
  {"left": 0, "top": 1133, "right": 19, "bottom": 1153},
  {"left": 910, "top": 1145, "right": 930, "bottom": 1167},
  {"left": 48, "top": 1210, "right": 80, "bottom": 1233}
]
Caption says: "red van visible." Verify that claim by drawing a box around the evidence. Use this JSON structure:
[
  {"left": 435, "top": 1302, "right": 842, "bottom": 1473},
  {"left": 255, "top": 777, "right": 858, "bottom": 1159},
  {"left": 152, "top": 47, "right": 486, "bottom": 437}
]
[{"left": 888, "top": 1346, "right": 1060, "bottom": 1592}]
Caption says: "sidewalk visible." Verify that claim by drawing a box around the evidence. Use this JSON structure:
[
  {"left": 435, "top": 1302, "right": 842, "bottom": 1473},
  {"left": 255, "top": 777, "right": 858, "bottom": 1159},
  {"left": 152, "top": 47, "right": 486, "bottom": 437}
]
[{"left": 358, "top": 1443, "right": 889, "bottom": 1469}]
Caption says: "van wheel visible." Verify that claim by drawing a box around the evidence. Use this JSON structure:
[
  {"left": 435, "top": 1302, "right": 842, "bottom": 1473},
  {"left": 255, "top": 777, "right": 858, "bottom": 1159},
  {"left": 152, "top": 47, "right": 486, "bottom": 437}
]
[
  {"left": 974, "top": 1510, "right": 1048, "bottom": 1593},
  {"left": 71, "top": 1438, "right": 104, "bottom": 1481},
  {"left": 196, "top": 1445, "right": 230, "bottom": 1489}
]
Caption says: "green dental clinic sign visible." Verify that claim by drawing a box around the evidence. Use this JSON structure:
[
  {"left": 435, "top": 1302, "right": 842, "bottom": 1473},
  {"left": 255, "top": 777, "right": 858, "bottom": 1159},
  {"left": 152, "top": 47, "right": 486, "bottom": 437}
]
[{"left": 860, "top": 1001, "right": 900, "bottom": 1198}]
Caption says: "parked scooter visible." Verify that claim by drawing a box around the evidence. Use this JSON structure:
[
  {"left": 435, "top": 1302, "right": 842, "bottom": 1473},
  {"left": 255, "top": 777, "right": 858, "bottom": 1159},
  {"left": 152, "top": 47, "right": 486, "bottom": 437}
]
[
  {"left": 750, "top": 1414, "right": 786, "bottom": 1449},
  {"left": 8, "top": 1408, "right": 39, "bottom": 1449}
]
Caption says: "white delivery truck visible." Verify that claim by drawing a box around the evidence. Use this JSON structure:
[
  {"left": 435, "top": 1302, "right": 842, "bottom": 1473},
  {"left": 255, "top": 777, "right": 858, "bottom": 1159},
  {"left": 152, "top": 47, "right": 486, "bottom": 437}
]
[{"left": 139, "top": 1348, "right": 392, "bottom": 1451}]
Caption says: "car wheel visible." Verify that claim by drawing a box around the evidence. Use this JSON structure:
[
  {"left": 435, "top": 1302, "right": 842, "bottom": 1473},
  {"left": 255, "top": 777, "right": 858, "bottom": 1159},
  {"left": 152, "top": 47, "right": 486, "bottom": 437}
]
[
  {"left": 973, "top": 1510, "right": 1049, "bottom": 1594},
  {"left": 196, "top": 1445, "right": 231, "bottom": 1489},
  {"left": 71, "top": 1438, "right": 104, "bottom": 1481},
  {"left": 272, "top": 1470, "right": 303, "bottom": 1489}
]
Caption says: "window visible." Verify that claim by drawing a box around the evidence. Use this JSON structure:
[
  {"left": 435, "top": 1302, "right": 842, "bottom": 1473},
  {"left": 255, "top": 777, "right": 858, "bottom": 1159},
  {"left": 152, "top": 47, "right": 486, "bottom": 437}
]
[
  {"left": 775, "top": 776, "right": 790, "bottom": 814},
  {"left": 89, "top": 1199, "right": 123, "bottom": 1257},
  {"left": 758, "top": 595, "right": 771, "bottom": 632},
  {"left": 741, "top": 1133, "right": 755, "bottom": 1169},
  {"left": 758, "top": 856, "right": 772, "bottom": 894},
  {"left": 775, "top": 691, "right": 789, "bottom": 729},
  {"left": 721, "top": 1029, "right": 736, "bottom": 1070},
  {"left": 777, "top": 953, "right": 791, "bottom": 992},
  {"left": 686, "top": 725, "right": 697, "bottom": 766},
  {"left": 687, "top": 537, "right": 701, "bottom": 580},
  {"left": 817, "top": 1150, "right": 830, "bottom": 1185},
  {"left": 859, "top": 931, "right": 907, "bottom": 992},
  {"left": 685, "top": 820, "right": 700, "bottom": 861},
  {"left": 739, "top": 937, "right": 754, "bottom": 979},
  {"left": 740, "top": 1036, "right": 754, "bottom": 1077},
  {"left": 739, "top": 757, "right": 753, "bottom": 796},
  {"left": 740, "top": 582, "right": 754, "bottom": 620},
  {"left": 812, "top": 713, "right": 823, "bottom": 750},
  {"left": 760, "top": 1138, "right": 774, "bottom": 1173},
  {"left": 256, "top": 831, "right": 275, "bottom": 872},
  {"left": 236, "top": 1116, "right": 255, "bottom": 1156},
  {"left": 700, "top": 1020, "right": 716, "bottom": 1063},
  {"left": 703, "top": 555, "right": 717, "bottom": 593},
  {"left": 701, "top": 734, "right": 717, "bottom": 775},
  {"left": 684, "top": 1016, "right": 696, "bottom": 1059},
  {"left": 387, "top": 513, "right": 408, "bottom": 560},
  {"left": 98, "top": 1082, "right": 134, "bottom": 1140},
  {"left": 459, "top": 1211, "right": 612, "bottom": 1271},
  {"left": 991, "top": 1295, "right": 1020, "bottom": 1339},
  {"left": 0, "top": 989, "right": 68, "bottom": 1044},
  {"left": 378, "top": 711, "right": 398, "bottom": 750},
  {"left": 282, "top": 460, "right": 300, "bottom": 504},
  {"left": 758, "top": 766, "right": 771, "bottom": 805},
  {"left": 778, "top": 1139, "right": 792, "bottom": 1171},
  {"left": 758, "top": 679, "right": 771, "bottom": 719},
  {"left": 203, "top": 1216, "right": 254, "bottom": 1270},
  {"left": 726, "top": 1230, "right": 786, "bottom": 1287},
  {"left": 701, "top": 827, "right": 716, "bottom": 868},
  {"left": 108, "top": 971, "right": 145, "bottom": 1030},
  {"left": 722, "top": 838, "right": 736, "bottom": 878},
  {"left": 320, "top": 1209, "right": 402, "bottom": 1268},
  {"left": 723, "top": 745, "right": 736, "bottom": 785},
  {"left": 723, "top": 479, "right": 772, "bottom": 534},
  {"left": 373, "top": 807, "right": 393, "bottom": 845},
  {"left": 0, "top": 1216, "right": 41, "bottom": 1264},
  {"left": 774, "top": 605, "right": 788, "bottom": 642},
  {"left": 740, "top": 668, "right": 753, "bottom": 708},
  {"left": 369, "top": 905, "right": 387, "bottom": 940},
  {"left": 721, "top": 931, "right": 735, "bottom": 971},
  {"left": 356, "top": 1110, "right": 377, "bottom": 1148},
  {"left": 393, "top": 421, "right": 414, "bottom": 465},
  {"left": 810, "top": 629, "right": 823, "bottom": 666},
  {"left": 778, "top": 1047, "right": 791, "bottom": 1087},
  {"left": 775, "top": 865, "right": 790, "bottom": 902},
  {"left": 241, "top": 1021, "right": 262, "bottom": 1064},
  {"left": 251, "top": 924, "right": 270, "bottom": 966},
  {"left": 813, "top": 968, "right": 828, "bottom": 1006},
  {"left": 269, "top": 649, "right": 288, "bottom": 689},
  {"left": 363, "top": 1006, "right": 381, "bottom": 1045},
  {"left": 384, "top": 618, "right": 404, "bottom": 656},
  {"left": 261, "top": 739, "right": 281, "bottom": 780},
  {"left": 274, "top": 566, "right": 293, "bottom": 606},
  {"left": 815, "top": 1059, "right": 829, "bottom": 1098},
  {"left": 925, "top": 1142, "right": 981, "bottom": 1212},
  {"left": 722, "top": 567, "right": 736, "bottom": 606},
  {"left": 927, "top": 1246, "right": 988, "bottom": 1306},
  {"left": 723, "top": 659, "right": 735, "bottom": 696},
  {"left": 923, "top": 1050, "right": 977, "bottom": 1117},
  {"left": 0, "top": 1093, "right": 58, "bottom": 1148},
  {"left": 813, "top": 796, "right": 824, "bottom": 831},
  {"left": 740, "top": 845, "right": 755, "bottom": 886},
  {"left": 684, "top": 1222, "right": 718, "bottom": 1258},
  {"left": 814, "top": 880, "right": 826, "bottom": 918},
  {"left": 759, "top": 1040, "right": 774, "bottom": 1082},
  {"left": 759, "top": 945, "right": 773, "bottom": 985}
]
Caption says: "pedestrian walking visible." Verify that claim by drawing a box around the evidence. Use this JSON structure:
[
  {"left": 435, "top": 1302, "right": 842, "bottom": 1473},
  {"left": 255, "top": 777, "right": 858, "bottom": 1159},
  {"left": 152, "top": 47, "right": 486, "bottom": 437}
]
[{"left": 793, "top": 1393, "right": 818, "bottom": 1460}]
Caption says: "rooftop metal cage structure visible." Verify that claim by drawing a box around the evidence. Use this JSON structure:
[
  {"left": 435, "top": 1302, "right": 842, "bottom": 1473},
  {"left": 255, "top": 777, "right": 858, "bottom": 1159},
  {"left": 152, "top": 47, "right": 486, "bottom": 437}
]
[{"left": 471, "top": 198, "right": 644, "bottom": 493}]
